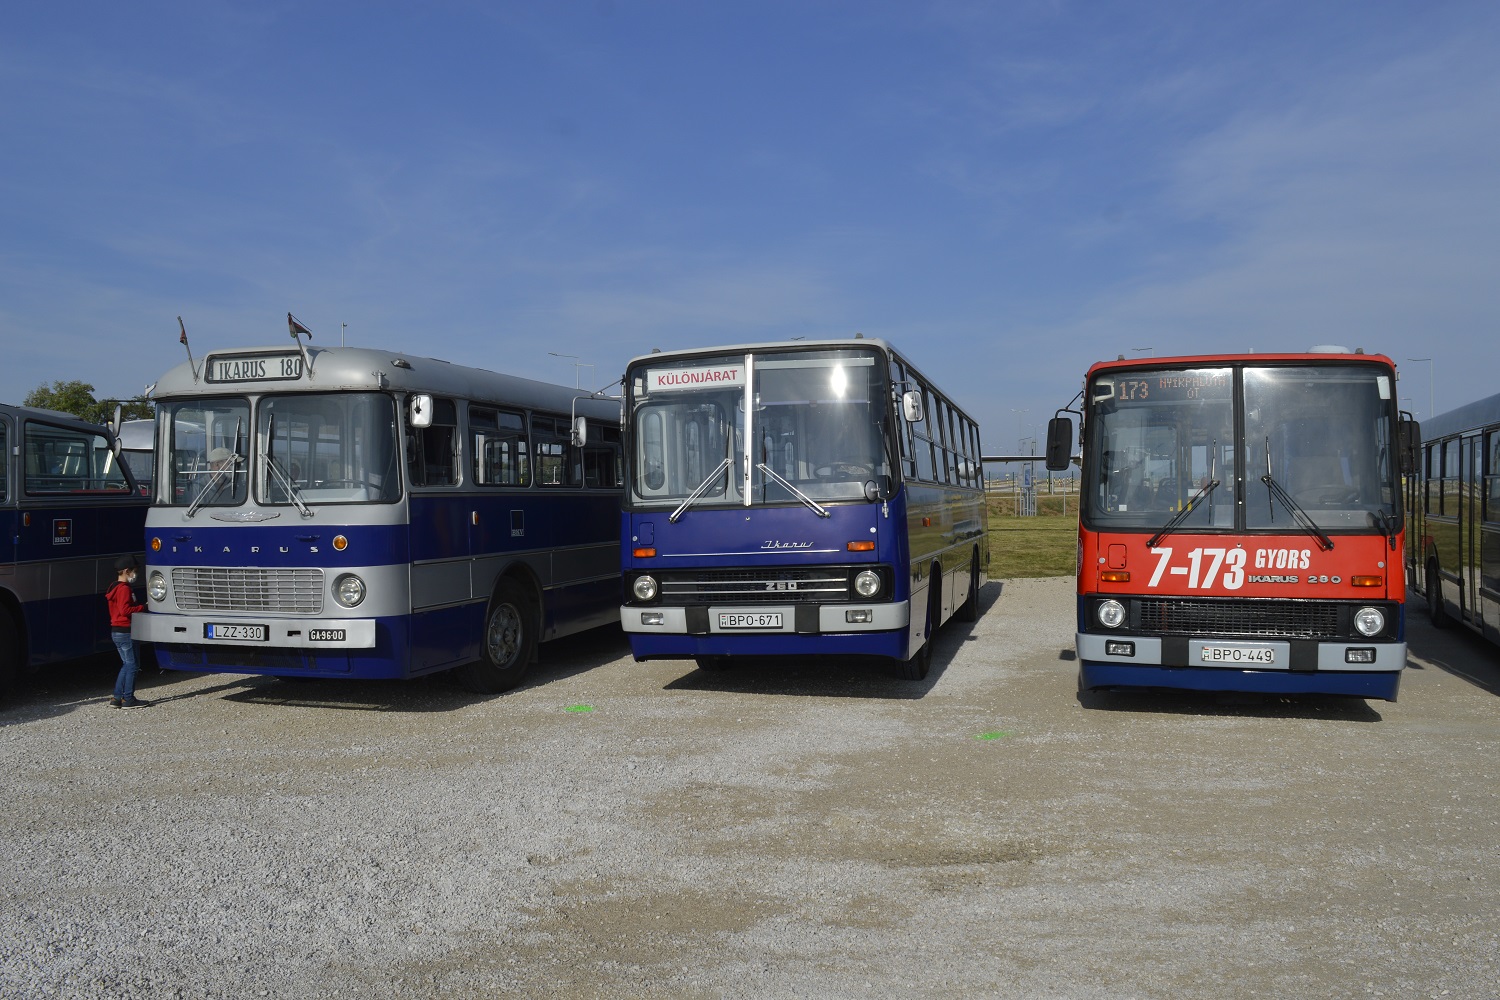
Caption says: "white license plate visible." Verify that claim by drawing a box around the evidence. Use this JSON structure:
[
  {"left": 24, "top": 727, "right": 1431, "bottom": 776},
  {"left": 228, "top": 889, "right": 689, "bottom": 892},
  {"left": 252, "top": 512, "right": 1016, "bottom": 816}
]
[
  {"left": 718, "top": 612, "right": 783, "bottom": 630},
  {"left": 205, "top": 623, "right": 267, "bottom": 642},
  {"left": 1200, "top": 645, "right": 1276, "bottom": 665}
]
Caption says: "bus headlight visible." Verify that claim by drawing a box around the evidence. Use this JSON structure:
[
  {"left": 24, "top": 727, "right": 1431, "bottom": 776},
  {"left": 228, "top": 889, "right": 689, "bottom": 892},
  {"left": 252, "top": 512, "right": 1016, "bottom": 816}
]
[
  {"left": 1353, "top": 606, "right": 1385, "bottom": 637},
  {"left": 148, "top": 571, "right": 167, "bottom": 602},
  {"left": 333, "top": 573, "right": 366, "bottom": 608},
  {"left": 632, "top": 575, "right": 659, "bottom": 602},
  {"left": 1097, "top": 599, "right": 1125, "bottom": 629},
  {"left": 854, "top": 570, "right": 882, "bottom": 598}
]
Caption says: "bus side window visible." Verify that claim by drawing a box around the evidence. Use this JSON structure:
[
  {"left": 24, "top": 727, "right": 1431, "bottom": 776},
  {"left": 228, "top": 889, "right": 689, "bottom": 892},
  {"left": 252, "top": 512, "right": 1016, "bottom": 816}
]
[
  {"left": 533, "top": 414, "right": 580, "bottom": 487},
  {"left": 471, "top": 406, "right": 529, "bottom": 487},
  {"left": 409, "top": 397, "right": 458, "bottom": 487},
  {"left": 584, "top": 424, "right": 622, "bottom": 489},
  {"left": 0, "top": 420, "right": 7, "bottom": 502}
]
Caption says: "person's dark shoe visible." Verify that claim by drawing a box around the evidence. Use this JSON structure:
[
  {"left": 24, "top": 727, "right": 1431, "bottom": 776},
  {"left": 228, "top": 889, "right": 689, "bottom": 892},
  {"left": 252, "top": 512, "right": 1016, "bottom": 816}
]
[
  {"left": 108, "top": 697, "right": 124, "bottom": 709},
  {"left": 120, "top": 697, "right": 153, "bottom": 708}
]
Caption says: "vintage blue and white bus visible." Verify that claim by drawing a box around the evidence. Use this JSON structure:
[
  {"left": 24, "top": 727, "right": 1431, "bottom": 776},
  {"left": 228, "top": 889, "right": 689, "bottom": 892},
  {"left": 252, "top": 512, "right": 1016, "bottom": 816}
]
[
  {"left": 132, "top": 344, "right": 623, "bottom": 691},
  {"left": 619, "top": 338, "right": 989, "bottom": 678},
  {"left": 1, "top": 404, "right": 149, "bottom": 692}
]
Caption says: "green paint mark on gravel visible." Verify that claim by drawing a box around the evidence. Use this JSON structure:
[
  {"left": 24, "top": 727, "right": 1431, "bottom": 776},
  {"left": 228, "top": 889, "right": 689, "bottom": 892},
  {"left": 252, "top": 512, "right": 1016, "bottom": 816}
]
[
  {"left": 564, "top": 705, "right": 595, "bottom": 713},
  {"left": 975, "top": 730, "right": 1012, "bottom": 740}
]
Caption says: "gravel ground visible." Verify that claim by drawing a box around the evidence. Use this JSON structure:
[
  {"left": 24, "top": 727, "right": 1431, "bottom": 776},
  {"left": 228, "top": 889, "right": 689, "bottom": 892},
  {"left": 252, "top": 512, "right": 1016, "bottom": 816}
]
[{"left": 2, "top": 576, "right": 1498, "bottom": 999}]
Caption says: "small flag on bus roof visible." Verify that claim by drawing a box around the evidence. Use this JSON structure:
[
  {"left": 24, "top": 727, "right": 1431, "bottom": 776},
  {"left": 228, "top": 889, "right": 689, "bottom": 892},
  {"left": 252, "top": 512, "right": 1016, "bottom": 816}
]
[{"left": 288, "top": 313, "right": 312, "bottom": 340}]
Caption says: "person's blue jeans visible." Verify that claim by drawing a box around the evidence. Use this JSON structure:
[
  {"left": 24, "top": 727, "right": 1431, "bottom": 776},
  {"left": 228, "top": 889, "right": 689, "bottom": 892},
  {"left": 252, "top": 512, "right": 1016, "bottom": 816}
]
[{"left": 112, "top": 631, "right": 139, "bottom": 700}]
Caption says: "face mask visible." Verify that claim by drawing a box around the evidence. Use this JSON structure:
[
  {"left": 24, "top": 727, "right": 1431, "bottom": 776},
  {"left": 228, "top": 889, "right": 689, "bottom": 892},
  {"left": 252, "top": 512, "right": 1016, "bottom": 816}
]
[{"left": 127, "top": 571, "right": 138, "bottom": 584}]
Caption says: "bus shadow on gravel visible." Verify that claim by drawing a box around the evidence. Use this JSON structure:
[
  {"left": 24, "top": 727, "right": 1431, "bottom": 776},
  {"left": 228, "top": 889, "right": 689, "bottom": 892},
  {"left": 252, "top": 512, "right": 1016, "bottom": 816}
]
[
  {"left": 662, "top": 583, "right": 1003, "bottom": 700},
  {"left": 1402, "top": 614, "right": 1500, "bottom": 698},
  {"left": 216, "top": 624, "right": 633, "bottom": 713},
  {"left": 1075, "top": 686, "right": 1385, "bottom": 722},
  {"left": 0, "top": 651, "right": 212, "bottom": 723}
]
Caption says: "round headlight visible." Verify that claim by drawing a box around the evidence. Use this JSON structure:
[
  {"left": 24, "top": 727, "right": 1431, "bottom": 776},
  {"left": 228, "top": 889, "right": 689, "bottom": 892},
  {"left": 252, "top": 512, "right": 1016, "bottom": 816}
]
[
  {"left": 632, "top": 575, "right": 659, "bottom": 601},
  {"left": 333, "top": 573, "right": 366, "bottom": 608},
  {"left": 1354, "top": 606, "right": 1385, "bottom": 637},
  {"left": 854, "top": 569, "right": 882, "bottom": 598},
  {"left": 148, "top": 571, "right": 167, "bottom": 602},
  {"left": 1097, "top": 599, "right": 1125, "bottom": 629}
]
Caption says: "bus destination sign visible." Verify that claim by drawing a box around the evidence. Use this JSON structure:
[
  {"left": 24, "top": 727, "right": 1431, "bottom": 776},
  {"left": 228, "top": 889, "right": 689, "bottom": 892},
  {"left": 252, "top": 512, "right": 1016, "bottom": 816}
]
[
  {"left": 206, "top": 353, "right": 304, "bottom": 383},
  {"left": 644, "top": 364, "right": 746, "bottom": 392},
  {"left": 1111, "top": 370, "right": 1231, "bottom": 402}
]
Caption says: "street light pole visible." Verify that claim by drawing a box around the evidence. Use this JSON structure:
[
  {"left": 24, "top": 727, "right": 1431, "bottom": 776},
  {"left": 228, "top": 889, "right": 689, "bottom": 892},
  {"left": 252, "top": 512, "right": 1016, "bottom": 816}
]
[{"left": 1406, "top": 358, "right": 1433, "bottom": 419}]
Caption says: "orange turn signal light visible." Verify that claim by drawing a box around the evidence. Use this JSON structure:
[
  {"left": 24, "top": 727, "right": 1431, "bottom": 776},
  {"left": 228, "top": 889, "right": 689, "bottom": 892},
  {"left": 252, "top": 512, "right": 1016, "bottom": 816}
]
[
  {"left": 332, "top": 535, "right": 348, "bottom": 551},
  {"left": 151, "top": 537, "right": 162, "bottom": 552},
  {"left": 1351, "top": 575, "right": 1383, "bottom": 587},
  {"left": 633, "top": 547, "right": 657, "bottom": 559},
  {"left": 1100, "top": 570, "right": 1131, "bottom": 583},
  {"left": 847, "top": 540, "right": 876, "bottom": 552}
]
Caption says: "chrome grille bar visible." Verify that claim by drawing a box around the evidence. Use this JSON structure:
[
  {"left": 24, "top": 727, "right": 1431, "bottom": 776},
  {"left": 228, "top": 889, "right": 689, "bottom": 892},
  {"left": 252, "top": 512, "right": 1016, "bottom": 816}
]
[{"left": 172, "top": 567, "right": 325, "bottom": 614}]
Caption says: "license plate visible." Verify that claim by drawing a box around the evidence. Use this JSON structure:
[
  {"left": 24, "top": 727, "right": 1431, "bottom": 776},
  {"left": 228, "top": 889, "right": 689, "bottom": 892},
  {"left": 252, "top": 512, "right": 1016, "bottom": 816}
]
[
  {"left": 204, "top": 622, "right": 267, "bottom": 642},
  {"left": 308, "top": 629, "right": 346, "bottom": 642},
  {"left": 718, "top": 612, "right": 783, "bottom": 630},
  {"left": 1200, "top": 645, "right": 1276, "bottom": 665}
]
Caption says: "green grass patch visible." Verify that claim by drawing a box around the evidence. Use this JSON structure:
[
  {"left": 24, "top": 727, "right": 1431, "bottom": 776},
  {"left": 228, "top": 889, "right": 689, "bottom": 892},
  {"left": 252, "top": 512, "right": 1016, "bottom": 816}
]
[{"left": 986, "top": 494, "right": 1077, "bottom": 579}]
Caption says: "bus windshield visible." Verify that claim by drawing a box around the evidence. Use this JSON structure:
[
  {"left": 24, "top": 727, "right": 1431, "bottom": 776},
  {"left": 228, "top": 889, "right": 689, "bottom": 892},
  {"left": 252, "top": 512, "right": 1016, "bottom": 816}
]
[
  {"left": 1085, "top": 363, "right": 1397, "bottom": 532},
  {"left": 258, "top": 393, "right": 401, "bottom": 504},
  {"left": 162, "top": 398, "right": 248, "bottom": 507},
  {"left": 629, "top": 347, "right": 891, "bottom": 509}
]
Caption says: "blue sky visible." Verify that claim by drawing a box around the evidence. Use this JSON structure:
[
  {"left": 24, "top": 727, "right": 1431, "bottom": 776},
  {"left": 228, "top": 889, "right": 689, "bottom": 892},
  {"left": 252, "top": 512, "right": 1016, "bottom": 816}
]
[{"left": 3, "top": 1, "right": 1497, "bottom": 450}]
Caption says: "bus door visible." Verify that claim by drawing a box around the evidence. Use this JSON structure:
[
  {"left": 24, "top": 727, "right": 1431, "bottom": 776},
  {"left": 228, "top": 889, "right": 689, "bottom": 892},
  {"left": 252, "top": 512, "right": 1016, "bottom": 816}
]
[
  {"left": 1486, "top": 430, "right": 1500, "bottom": 638},
  {"left": 0, "top": 416, "right": 14, "bottom": 603},
  {"left": 1463, "top": 435, "right": 1483, "bottom": 626}
]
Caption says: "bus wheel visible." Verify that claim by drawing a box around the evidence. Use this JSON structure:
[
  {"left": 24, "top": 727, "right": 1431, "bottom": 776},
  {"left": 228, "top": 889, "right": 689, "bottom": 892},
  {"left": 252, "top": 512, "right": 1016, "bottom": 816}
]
[
  {"left": 458, "top": 580, "right": 537, "bottom": 693},
  {"left": 1426, "top": 561, "right": 1451, "bottom": 629},
  {"left": 894, "top": 582, "right": 938, "bottom": 681},
  {"left": 956, "top": 551, "right": 980, "bottom": 623},
  {"left": 695, "top": 656, "right": 732, "bottom": 672}
]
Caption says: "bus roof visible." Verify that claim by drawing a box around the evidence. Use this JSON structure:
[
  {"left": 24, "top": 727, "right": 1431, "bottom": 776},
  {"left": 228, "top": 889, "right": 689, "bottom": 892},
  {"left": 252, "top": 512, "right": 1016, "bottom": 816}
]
[
  {"left": 149, "top": 344, "right": 619, "bottom": 420},
  {"left": 1419, "top": 390, "right": 1500, "bottom": 444},
  {"left": 1084, "top": 350, "right": 1398, "bottom": 378},
  {"left": 0, "top": 402, "right": 121, "bottom": 437},
  {"left": 624, "top": 337, "right": 897, "bottom": 369}
]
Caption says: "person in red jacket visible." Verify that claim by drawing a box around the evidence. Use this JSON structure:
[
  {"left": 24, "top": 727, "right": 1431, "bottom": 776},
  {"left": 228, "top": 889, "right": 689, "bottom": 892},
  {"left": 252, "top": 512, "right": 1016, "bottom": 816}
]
[{"left": 107, "top": 556, "right": 150, "bottom": 708}]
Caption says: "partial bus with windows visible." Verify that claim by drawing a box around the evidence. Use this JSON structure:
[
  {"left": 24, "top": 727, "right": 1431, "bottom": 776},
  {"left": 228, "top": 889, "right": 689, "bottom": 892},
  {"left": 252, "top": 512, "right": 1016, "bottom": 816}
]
[
  {"left": 1046, "top": 348, "right": 1414, "bottom": 700},
  {"left": 1406, "top": 390, "right": 1500, "bottom": 646},
  {"left": 132, "top": 344, "right": 622, "bottom": 691},
  {"left": 1, "top": 404, "right": 148, "bottom": 692},
  {"left": 620, "top": 338, "right": 988, "bottom": 679}
]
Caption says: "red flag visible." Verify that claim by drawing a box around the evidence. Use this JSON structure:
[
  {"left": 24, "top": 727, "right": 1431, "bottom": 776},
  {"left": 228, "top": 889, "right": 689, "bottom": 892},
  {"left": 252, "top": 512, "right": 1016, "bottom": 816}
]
[
  {"left": 178, "top": 316, "right": 188, "bottom": 345},
  {"left": 288, "top": 313, "right": 312, "bottom": 340}
]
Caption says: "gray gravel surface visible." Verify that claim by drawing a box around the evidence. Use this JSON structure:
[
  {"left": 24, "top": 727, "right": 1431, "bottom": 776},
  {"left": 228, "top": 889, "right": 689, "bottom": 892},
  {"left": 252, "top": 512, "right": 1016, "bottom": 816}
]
[{"left": 2, "top": 577, "right": 1498, "bottom": 999}]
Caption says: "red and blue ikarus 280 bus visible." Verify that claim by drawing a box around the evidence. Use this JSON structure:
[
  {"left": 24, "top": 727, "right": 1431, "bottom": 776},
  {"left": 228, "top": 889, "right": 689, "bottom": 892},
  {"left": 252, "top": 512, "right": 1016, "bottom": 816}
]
[
  {"left": 1045, "top": 348, "right": 1416, "bottom": 701},
  {"left": 620, "top": 338, "right": 988, "bottom": 679}
]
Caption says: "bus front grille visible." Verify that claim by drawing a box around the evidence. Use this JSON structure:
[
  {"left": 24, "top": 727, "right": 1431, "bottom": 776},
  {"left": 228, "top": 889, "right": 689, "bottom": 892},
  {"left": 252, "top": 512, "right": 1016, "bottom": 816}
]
[
  {"left": 1136, "top": 598, "right": 1340, "bottom": 638},
  {"left": 659, "top": 568, "right": 854, "bottom": 605},
  {"left": 172, "top": 567, "right": 325, "bottom": 614}
]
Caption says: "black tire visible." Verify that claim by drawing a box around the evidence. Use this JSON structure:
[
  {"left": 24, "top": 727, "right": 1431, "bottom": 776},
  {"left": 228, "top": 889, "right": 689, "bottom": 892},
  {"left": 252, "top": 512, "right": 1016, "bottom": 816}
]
[
  {"left": 0, "top": 611, "right": 20, "bottom": 696},
  {"left": 695, "top": 656, "right": 732, "bottom": 672},
  {"left": 456, "top": 579, "right": 538, "bottom": 693},
  {"left": 1426, "top": 560, "right": 1451, "bottom": 629},
  {"left": 955, "top": 550, "right": 980, "bottom": 623}
]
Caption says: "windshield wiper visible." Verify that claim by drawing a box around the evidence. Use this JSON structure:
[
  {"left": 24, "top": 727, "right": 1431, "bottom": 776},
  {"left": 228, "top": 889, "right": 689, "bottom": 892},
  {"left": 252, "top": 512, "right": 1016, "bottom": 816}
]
[
  {"left": 1147, "top": 478, "right": 1220, "bottom": 549},
  {"left": 1371, "top": 507, "right": 1400, "bottom": 551},
  {"left": 263, "top": 416, "right": 313, "bottom": 518},
  {"left": 668, "top": 457, "right": 732, "bottom": 523},
  {"left": 1261, "top": 437, "right": 1334, "bottom": 551},
  {"left": 757, "top": 463, "right": 830, "bottom": 518},
  {"left": 185, "top": 418, "right": 242, "bottom": 519}
]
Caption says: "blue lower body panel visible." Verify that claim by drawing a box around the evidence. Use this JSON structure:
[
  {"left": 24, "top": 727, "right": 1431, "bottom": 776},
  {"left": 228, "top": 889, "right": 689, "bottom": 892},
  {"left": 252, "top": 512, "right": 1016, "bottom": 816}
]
[
  {"left": 1079, "top": 661, "right": 1402, "bottom": 701},
  {"left": 153, "top": 617, "right": 420, "bottom": 680},
  {"left": 629, "top": 630, "right": 906, "bottom": 661}
]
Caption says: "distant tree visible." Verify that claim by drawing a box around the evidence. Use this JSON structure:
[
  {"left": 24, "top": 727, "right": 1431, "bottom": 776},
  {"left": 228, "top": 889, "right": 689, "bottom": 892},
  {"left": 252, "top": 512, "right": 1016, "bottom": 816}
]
[{"left": 23, "top": 380, "right": 154, "bottom": 425}]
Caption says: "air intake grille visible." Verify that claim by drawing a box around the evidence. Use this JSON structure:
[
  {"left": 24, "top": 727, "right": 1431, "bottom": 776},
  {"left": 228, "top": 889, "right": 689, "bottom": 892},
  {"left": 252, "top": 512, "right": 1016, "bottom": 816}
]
[
  {"left": 658, "top": 567, "right": 854, "bottom": 605},
  {"left": 172, "top": 567, "right": 325, "bottom": 614},
  {"left": 1136, "top": 598, "right": 1340, "bottom": 638}
]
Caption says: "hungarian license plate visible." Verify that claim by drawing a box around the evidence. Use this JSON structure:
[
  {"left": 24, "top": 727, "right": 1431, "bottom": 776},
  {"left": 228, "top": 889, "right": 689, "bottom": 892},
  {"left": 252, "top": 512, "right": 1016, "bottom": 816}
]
[
  {"left": 1200, "top": 645, "right": 1276, "bottom": 665},
  {"left": 308, "top": 629, "right": 347, "bottom": 642},
  {"left": 204, "top": 622, "right": 268, "bottom": 642},
  {"left": 718, "top": 612, "right": 783, "bottom": 630}
]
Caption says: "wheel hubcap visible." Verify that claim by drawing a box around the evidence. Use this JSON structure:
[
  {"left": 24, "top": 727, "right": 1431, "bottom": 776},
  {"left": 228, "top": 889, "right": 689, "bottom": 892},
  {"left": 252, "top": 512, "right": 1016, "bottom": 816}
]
[{"left": 487, "top": 603, "right": 522, "bottom": 666}]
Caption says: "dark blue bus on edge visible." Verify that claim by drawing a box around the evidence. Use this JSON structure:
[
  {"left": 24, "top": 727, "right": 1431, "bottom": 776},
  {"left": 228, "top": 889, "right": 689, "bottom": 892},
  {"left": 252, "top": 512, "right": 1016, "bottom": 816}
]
[
  {"left": 620, "top": 338, "right": 989, "bottom": 679},
  {"left": 1, "top": 404, "right": 148, "bottom": 693},
  {"left": 132, "top": 343, "right": 622, "bottom": 692}
]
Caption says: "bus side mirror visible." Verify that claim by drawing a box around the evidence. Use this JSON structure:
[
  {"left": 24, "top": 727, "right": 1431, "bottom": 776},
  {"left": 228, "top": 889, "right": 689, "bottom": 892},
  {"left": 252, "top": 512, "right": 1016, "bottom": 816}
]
[
  {"left": 410, "top": 394, "right": 433, "bottom": 429},
  {"left": 1399, "top": 416, "right": 1419, "bottom": 475},
  {"left": 902, "top": 391, "right": 923, "bottom": 423},
  {"left": 108, "top": 404, "right": 124, "bottom": 458},
  {"left": 570, "top": 415, "right": 587, "bottom": 448},
  {"left": 1045, "top": 416, "right": 1073, "bottom": 472}
]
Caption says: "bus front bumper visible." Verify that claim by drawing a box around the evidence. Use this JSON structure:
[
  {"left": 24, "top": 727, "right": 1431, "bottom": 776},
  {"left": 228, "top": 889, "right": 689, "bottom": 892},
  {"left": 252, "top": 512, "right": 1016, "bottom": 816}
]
[
  {"left": 133, "top": 611, "right": 378, "bottom": 649},
  {"left": 622, "top": 601, "right": 908, "bottom": 635}
]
